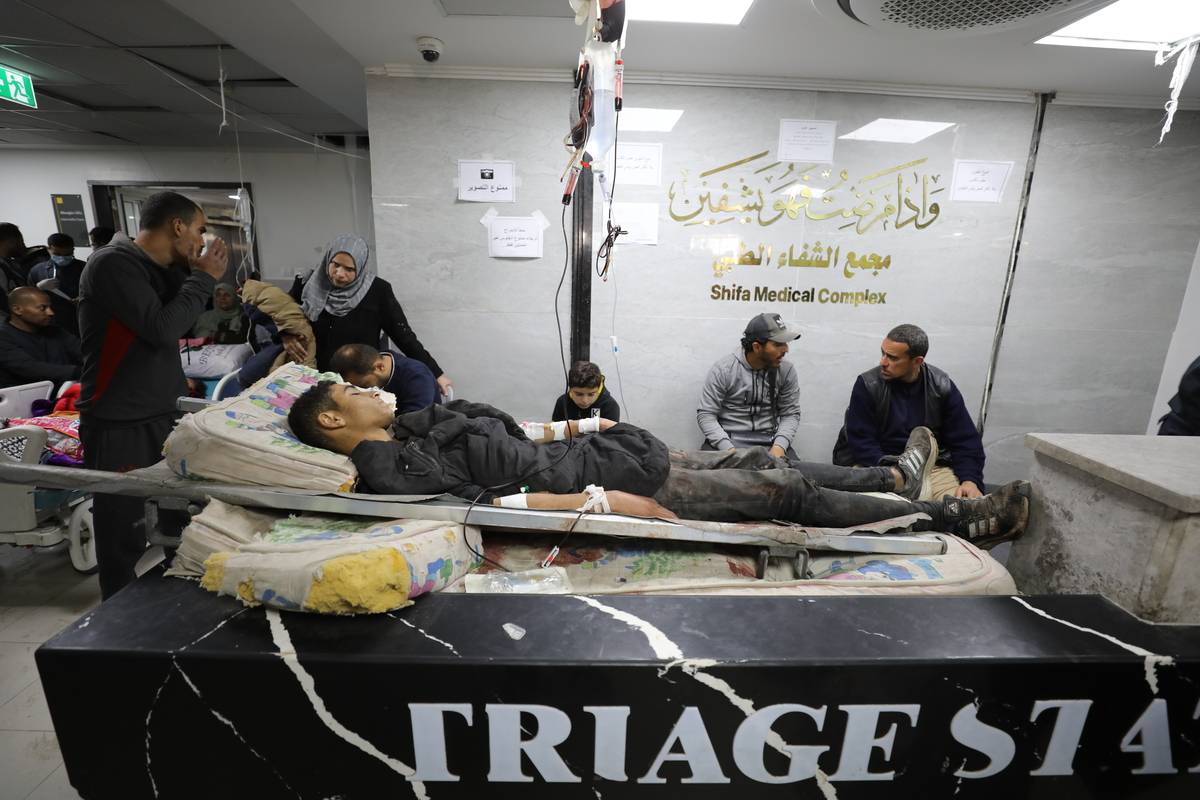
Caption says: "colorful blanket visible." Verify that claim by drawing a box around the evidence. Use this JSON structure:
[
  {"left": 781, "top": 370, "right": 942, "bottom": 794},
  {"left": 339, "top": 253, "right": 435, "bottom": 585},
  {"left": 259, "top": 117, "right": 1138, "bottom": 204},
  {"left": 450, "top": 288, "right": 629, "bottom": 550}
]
[{"left": 4, "top": 412, "right": 82, "bottom": 464}]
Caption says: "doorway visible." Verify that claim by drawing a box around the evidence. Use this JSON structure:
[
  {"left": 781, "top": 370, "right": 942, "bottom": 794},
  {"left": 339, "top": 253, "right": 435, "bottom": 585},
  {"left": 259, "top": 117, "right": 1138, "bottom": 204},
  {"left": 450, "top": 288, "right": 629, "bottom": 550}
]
[{"left": 88, "top": 181, "right": 260, "bottom": 284}]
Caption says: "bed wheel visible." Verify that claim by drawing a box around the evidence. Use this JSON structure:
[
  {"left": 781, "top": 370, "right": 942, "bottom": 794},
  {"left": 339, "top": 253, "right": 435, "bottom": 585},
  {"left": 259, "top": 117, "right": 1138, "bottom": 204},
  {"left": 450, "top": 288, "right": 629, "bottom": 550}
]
[{"left": 68, "top": 499, "right": 98, "bottom": 574}]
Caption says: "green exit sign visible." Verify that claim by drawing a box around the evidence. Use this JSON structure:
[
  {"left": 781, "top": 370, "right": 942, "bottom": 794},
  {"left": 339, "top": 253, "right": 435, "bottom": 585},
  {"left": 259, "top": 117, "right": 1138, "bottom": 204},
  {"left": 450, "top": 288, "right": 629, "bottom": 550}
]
[{"left": 0, "top": 63, "right": 37, "bottom": 109}]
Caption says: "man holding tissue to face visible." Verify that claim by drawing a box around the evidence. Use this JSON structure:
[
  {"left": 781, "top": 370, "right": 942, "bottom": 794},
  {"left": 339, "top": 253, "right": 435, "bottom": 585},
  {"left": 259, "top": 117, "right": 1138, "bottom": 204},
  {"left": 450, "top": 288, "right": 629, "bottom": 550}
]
[{"left": 77, "top": 190, "right": 229, "bottom": 599}]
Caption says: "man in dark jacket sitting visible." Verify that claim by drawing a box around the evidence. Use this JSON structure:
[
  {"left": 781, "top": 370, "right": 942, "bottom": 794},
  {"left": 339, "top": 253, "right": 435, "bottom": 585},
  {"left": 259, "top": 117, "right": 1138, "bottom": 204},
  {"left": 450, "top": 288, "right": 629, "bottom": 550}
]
[
  {"left": 0, "top": 287, "right": 81, "bottom": 389},
  {"left": 834, "top": 323, "right": 986, "bottom": 500},
  {"left": 287, "top": 381, "right": 1031, "bottom": 549}
]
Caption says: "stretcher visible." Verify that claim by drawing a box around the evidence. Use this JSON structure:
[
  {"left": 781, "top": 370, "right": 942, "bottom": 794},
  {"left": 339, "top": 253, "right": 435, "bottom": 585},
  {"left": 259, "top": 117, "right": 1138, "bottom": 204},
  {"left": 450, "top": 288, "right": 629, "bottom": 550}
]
[
  {"left": 0, "top": 359, "right": 960, "bottom": 590},
  {"left": 0, "top": 458, "right": 946, "bottom": 562}
]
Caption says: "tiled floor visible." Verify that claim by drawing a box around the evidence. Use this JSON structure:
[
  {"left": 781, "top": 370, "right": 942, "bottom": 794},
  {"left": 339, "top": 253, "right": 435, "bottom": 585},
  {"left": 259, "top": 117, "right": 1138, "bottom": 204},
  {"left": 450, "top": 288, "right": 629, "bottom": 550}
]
[{"left": 0, "top": 543, "right": 163, "bottom": 800}]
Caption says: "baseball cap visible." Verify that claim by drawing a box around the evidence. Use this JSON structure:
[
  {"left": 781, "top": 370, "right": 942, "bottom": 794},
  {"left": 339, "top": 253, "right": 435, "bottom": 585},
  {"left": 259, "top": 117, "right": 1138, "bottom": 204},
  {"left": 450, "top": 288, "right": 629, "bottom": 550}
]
[{"left": 743, "top": 312, "right": 802, "bottom": 343}]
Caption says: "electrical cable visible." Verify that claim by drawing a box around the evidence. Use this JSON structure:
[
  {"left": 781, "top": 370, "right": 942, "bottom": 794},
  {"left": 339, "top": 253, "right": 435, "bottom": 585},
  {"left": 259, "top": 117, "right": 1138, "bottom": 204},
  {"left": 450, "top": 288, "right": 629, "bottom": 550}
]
[
  {"left": 595, "top": 112, "right": 625, "bottom": 281},
  {"left": 599, "top": 101, "right": 631, "bottom": 420},
  {"left": 555, "top": 203, "right": 571, "bottom": 381},
  {"left": 609, "top": 260, "right": 631, "bottom": 423}
]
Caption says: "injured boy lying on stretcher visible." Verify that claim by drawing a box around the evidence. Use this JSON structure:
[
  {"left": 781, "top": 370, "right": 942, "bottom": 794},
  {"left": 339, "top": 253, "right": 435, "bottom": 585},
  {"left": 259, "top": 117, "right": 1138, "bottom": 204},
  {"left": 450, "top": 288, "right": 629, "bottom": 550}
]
[{"left": 286, "top": 381, "right": 1030, "bottom": 549}]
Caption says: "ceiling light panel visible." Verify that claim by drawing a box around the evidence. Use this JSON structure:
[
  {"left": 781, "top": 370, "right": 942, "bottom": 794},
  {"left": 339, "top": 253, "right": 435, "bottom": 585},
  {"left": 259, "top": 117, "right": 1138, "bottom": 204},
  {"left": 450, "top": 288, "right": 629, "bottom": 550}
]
[
  {"left": 627, "top": 0, "right": 755, "bottom": 25},
  {"left": 839, "top": 118, "right": 955, "bottom": 144},
  {"left": 618, "top": 107, "right": 684, "bottom": 131},
  {"left": 1037, "top": 0, "right": 1200, "bottom": 50}
]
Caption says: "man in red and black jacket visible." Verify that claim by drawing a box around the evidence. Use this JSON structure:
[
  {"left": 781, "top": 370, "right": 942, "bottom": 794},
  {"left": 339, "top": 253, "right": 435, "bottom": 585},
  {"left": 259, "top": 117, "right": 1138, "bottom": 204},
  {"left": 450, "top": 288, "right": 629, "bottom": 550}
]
[{"left": 77, "top": 192, "right": 227, "bottom": 598}]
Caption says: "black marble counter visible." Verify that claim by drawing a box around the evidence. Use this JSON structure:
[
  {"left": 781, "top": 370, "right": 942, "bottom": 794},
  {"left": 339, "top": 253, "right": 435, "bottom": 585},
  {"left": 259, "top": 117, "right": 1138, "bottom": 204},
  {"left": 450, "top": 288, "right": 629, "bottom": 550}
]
[{"left": 38, "top": 570, "right": 1200, "bottom": 798}]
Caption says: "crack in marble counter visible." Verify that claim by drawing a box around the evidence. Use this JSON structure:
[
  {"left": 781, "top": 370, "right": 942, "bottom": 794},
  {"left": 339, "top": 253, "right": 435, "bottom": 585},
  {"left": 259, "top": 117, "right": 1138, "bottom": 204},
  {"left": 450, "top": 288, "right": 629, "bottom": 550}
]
[
  {"left": 143, "top": 606, "right": 250, "bottom": 796},
  {"left": 856, "top": 628, "right": 910, "bottom": 645},
  {"left": 573, "top": 595, "right": 838, "bottom": 799},
  {"left": 1011, "top": 597, "right": 1175, "bottom": 693},
  {"left": 267, "top": 609, "right": 428, "bottom": 799},
  {"left": 174, "top": 658, "right": 300, "bottom": 797},
  {"left": 389, "top": 612, "right": 461, "bottom": 656},
  {"left": 184, "top": 607, "right": 248, "bottom": 649}
]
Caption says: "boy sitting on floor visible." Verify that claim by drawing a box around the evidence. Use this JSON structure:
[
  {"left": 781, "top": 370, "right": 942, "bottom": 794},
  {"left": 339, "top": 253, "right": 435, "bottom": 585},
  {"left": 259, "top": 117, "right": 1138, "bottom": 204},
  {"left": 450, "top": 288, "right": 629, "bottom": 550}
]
[{"left": 551, "top": 360, "right": 620, "bottom": 422}]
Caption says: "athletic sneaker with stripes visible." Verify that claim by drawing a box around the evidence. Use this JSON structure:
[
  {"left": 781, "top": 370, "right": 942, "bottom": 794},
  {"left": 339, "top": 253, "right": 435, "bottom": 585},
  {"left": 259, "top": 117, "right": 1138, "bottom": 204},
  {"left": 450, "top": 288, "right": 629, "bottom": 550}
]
[
  {"left": 941, "top": 480, "right": 1032, "bottom": 549},
  {"left": 896, "top": 425, "right": 937, "bottom": 501}
]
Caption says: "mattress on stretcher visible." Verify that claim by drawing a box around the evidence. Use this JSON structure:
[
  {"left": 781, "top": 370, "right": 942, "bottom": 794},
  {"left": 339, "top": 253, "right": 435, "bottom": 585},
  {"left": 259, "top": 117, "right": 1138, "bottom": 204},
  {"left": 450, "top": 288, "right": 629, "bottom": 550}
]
[
  {"left": 173, "top": 499, "right": 481, "bottom": 614},
  {"left": 163, "top": 362, "right": 357, "bottom": 492},
  {"left": 460, "top": 531, "right": 1015, "bottom": 597}
]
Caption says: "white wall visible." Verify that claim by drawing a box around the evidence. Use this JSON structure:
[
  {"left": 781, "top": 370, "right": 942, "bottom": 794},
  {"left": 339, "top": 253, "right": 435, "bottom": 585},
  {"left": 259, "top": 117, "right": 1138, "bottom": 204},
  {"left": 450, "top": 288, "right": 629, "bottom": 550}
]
[
  {"left": 1148, "top": 238, "right": 1200, "bottom": 432},
  {"left": 0, "top": 146, "right": 374, "bottom": 279}
]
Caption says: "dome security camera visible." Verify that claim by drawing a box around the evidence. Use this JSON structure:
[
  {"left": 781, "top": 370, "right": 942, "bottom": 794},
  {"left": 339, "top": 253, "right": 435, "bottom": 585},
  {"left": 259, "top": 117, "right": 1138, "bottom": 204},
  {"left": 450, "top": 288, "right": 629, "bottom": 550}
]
[{"left": 416, "top": 36, "right": 444, "bottom": 63}]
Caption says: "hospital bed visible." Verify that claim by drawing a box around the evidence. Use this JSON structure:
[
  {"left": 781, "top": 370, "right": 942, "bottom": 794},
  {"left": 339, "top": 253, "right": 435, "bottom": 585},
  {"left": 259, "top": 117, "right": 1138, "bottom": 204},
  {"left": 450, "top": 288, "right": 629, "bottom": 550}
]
[{"left": 0, "top": 380, "right": 95, "bottom": 572}]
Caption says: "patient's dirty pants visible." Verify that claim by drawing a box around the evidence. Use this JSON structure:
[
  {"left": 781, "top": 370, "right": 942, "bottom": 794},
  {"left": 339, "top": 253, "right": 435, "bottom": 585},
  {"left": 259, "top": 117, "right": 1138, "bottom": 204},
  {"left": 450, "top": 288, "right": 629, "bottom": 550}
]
[
  {"left": 657, "top": 448, "right": 941, "bottom": 528},
  {"left": 670, "top": 447, "right": 897, "bottom": 493},
  {"left": 80, "top": 414, "right": 176, "bottom": 599}
]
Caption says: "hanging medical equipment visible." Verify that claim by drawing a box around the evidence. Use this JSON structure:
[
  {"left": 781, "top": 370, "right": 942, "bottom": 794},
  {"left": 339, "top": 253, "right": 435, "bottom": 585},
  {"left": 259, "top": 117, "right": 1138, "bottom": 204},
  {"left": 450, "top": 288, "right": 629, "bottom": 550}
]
[{"left": 563, "top": 0, "right": 627, "bottom": 205}]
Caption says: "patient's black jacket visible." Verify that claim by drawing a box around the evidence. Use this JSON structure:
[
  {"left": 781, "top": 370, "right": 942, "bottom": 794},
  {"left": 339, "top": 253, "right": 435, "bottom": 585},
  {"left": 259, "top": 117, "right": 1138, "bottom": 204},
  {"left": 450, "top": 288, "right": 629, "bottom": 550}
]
[{"left": 349, "top": 400, "right": 670, "bottom": 502}]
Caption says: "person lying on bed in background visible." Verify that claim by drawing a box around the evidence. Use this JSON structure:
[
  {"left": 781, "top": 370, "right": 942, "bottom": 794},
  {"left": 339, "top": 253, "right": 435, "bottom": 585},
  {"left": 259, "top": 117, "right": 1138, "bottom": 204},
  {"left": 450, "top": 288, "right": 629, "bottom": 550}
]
[
  {"left": 330, "top": 343, "right": 439, "bottom": 414},
  {"left": 285, "top": 381, "right": 1030, "bottom": 549}
]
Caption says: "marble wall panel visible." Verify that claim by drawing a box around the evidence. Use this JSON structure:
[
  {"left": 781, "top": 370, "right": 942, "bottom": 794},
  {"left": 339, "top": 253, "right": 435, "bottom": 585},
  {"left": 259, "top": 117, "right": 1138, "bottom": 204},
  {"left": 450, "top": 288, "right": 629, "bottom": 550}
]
[{"left": 984, "top": 106, "right": 1200, "bottom": 482}]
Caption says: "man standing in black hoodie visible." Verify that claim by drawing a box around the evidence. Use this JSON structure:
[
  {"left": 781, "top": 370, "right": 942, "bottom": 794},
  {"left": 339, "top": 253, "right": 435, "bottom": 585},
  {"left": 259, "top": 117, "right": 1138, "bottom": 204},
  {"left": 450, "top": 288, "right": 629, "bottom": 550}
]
[{"left": 78, "top": 192, "right": 228, "bottom": 598}]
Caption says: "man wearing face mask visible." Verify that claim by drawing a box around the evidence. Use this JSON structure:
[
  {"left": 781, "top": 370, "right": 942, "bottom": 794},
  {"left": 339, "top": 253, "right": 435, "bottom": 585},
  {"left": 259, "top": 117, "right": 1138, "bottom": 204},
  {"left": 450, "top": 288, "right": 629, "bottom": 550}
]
[
  {"left": 77, "top": 191, "right": 228, "bottom": 599},
  {"left": 27, "top": 233, "right": 86, "bottom": 336}
]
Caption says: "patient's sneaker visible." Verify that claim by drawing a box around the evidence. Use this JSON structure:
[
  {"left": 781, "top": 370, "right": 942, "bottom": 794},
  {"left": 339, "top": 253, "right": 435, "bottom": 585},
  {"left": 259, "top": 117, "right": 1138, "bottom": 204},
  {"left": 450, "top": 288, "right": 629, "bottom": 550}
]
[
  {"left": 942, "top": 481, "right": 1031, "bottom": 549},
  {"left": 896, "top": 426, "right": 937, "bottom": 501}
]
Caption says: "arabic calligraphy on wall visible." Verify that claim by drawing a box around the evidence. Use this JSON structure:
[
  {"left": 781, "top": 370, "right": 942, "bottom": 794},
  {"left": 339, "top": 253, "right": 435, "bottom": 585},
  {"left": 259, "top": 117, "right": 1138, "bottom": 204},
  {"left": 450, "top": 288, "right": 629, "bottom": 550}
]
[
  {"left": 667, "top": 150, "right": 943, "bottom": 234},
  {"left": 713, "top": 241, "right": 891, "bottom": 279}
]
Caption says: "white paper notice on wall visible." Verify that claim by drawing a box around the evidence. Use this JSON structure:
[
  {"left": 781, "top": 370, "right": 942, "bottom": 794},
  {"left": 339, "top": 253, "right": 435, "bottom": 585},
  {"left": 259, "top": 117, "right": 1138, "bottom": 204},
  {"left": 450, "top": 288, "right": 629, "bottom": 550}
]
[
  {"left": 487, "top": 215, "right": 543, "bottom": 258},
  {"left": 602, "top": 142, "right": 663, "bottom": 186},
  {"left": 609, "top": 202, "right": 659, "bottom": 245},
  {"left": 950, "top": 160, "right": 1014, "bottom": 203},
  {"left": 458, "top": 160, "right": 516, "bottom": 203},
  {"left": 777, "top": 119, "right": 837, "bottom": 164}
]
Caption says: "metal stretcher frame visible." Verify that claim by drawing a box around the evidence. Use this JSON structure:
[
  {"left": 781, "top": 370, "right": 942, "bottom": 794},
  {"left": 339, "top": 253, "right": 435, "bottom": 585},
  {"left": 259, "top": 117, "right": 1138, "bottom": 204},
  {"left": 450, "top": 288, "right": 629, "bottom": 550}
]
[{"left": 0, "top": 459, "right": 947, "bottom": 556}]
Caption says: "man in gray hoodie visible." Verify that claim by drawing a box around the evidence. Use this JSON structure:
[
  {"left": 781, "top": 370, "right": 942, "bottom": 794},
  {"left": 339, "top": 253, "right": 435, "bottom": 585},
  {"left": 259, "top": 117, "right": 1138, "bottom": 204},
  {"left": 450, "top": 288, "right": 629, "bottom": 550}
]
[
  {"left": 698, "top": 312, "right": 910, "bottom": 496},
  {"left": 698, "top": 312, "right": 802, "bottom": 457}
]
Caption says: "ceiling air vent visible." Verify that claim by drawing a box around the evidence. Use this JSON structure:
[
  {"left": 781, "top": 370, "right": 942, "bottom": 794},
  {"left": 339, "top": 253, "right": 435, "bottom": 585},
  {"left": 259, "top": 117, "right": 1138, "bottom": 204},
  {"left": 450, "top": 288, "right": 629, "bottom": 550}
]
[{"left": 813, "top": 0, "right": 1118, "bottom": 38}]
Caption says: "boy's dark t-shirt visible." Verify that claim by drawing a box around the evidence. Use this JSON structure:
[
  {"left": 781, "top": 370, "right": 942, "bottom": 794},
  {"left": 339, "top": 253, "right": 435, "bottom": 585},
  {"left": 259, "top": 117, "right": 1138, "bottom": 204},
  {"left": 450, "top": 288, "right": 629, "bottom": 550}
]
[{"left": 551, "top": 386, "right": 620, "bottom": 422}]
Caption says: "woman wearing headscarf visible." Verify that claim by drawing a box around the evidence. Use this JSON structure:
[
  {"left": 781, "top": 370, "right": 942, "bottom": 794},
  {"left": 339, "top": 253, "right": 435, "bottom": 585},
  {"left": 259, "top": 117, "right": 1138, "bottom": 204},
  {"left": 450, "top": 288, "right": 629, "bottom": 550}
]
[
  {"left": 294, "top": 234, "right": 452, "bottom": 395},
  {"left": 193, "top": 282, "right": 248, "bottom": 344}
]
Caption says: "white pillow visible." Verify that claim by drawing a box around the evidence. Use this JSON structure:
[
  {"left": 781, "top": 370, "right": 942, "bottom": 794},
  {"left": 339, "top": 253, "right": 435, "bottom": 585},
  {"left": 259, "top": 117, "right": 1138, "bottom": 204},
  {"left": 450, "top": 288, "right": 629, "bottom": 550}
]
[{"left": 181, "top": 343, "right": 253, "bottom": 379}]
